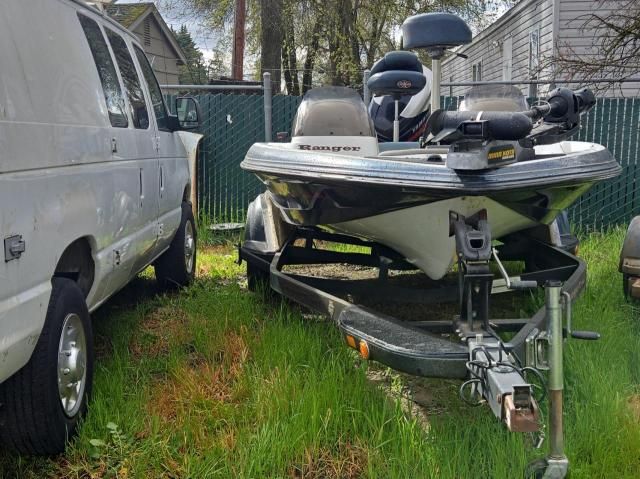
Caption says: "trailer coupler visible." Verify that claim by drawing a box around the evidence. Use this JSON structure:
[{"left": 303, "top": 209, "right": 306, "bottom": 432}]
[{"left": 461, "top": 336, "right": 542, "bottom": 432}]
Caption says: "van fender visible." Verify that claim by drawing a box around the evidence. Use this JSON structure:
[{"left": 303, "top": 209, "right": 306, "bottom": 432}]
[
  {"left": 244, "top": 192, "right": 294, "bottom": 255},
  {"left": 176, "top": 131, "right": 204, "bottom": 209}
]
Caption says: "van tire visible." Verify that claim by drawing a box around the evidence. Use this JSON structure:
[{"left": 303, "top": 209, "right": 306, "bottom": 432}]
[
  {"left": 0, "top": 278, "right": 94, "bottom": 455},
  {"left": 155, "top": 201, "right": 197, "bottom": 288}
]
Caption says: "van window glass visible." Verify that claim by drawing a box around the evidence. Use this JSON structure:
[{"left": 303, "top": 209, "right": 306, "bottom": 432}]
[
  {"left": 77, "top": 14, "right": 128, "bottom": 128},
  {"left": 106, "top": 29, "right": 150, "bottom": 129},
  {"left": 134, "top": 46, "right": 169, "bottom": 131}
]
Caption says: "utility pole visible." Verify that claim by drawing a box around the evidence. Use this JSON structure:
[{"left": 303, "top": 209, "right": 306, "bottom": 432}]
[{"left": 232, "top": 0, "right": 246, "bottom": 80}]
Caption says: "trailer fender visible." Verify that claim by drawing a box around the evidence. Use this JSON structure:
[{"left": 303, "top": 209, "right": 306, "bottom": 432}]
[
  {"left": 620, "top": 216, "right": 640, "bottom": 275},
  {"left": 620, "top": 216, "right": 640, "bottom": 299},
  {"left": 244, "top": 192, "right": 293, "bottom": 255}
]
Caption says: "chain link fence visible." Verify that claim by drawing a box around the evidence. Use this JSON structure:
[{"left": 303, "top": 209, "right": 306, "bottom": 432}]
[{"left": 166, "top": 86, "right": 639, "bottom": 230}]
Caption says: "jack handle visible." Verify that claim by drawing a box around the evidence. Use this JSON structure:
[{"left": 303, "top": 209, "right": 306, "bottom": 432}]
[{"left": 561, "top": 291, "right": 600, "bottom": 340}]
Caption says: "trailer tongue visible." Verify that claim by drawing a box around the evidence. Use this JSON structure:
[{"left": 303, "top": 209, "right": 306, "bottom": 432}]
[{"left": 240, "top": 202, "right": 600, "bottom": 478}]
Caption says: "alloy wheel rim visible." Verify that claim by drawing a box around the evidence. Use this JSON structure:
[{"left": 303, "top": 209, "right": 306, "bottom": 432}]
[
  {"left": 57, "top": 313, "right": 87, "bottom": 418},
  {"left": 184, "top": 221, "right": 195, "bottom": 273}
]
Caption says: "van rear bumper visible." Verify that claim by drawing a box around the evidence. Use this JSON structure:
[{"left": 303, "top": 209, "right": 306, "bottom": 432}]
[{"left": 0, "top": 281, "right": 51, "bottom": 383}]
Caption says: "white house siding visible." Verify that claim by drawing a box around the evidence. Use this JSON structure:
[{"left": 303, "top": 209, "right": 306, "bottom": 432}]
[
  {"left": 441, "top": 0, "right": 556, "bottom": 97},
  {"left": 557, "top": 0, "right": 640, "bottom": 97},
  {"left": 132, "top": 14, "right": 180, "bottom": 85}
]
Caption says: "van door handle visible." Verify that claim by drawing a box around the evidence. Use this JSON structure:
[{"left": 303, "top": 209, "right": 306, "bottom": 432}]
[
  {"left": 139, "top": 168, "right": 144, "bottom": 208},
  {"left": 159, "top": 166, "right": 164, "bottom": 197}
]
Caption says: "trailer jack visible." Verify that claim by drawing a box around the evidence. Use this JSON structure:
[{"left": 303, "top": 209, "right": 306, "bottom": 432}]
[{"left": 524, "top": 284, "right": 599, "bottom": 479}]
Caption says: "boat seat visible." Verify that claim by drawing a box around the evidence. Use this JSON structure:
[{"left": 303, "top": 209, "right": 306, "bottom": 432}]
[
  {"left": 367, "top": 51, "right": 426, "bottom": 99},
  {"left": 402, "top": 13, "right": 472, "bottom": 57}
]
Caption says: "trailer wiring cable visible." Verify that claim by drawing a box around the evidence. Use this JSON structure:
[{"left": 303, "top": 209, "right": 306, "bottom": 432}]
[{"left": 460, "top": 345, "right": 547, "bottom": 407}]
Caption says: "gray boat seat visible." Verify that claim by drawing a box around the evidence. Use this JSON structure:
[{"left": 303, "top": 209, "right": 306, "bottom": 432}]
[
  {"left": 367, "top": 51, "right": 426, "bottom": 99},
  {"left": 378, "top": 142, "right": 420, "bottom": 152}
]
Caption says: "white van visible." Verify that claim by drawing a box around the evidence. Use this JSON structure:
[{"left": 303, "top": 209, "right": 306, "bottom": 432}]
[{"left": 0, "top": 0, "right": 202, "bottom": 454}]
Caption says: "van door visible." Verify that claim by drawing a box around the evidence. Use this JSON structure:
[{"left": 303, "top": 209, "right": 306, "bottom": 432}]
[
  {"left": 77, "top": 14, "right": 158, "bottom": 301},
  {"left": 133, "top": 46, "right": 188, "bottom": 254},
  {"left": 106, "top": 28, "right": 161, "bottom": 278}
]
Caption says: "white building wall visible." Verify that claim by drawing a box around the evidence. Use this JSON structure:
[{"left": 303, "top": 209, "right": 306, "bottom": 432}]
[
  {"left": 557, "top": 0, "right": 640, "bottom": 97},
  {"left": 441, "top": 0, "right": 555, "bottom": 98}
]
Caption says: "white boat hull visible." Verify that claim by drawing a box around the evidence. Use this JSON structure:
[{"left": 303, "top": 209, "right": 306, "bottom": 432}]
[{"left": 330, "top": 196, "right": 536, "bottom": 279}]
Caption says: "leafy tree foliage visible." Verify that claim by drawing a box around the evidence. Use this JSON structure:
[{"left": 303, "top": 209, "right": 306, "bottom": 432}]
[
  {"left": 173, "top": 25, "right": 209, "bottom": 84},
  {"left": 551, "top": 0, "right": 640, "bottom": 92},
  {"left": 161, "top": 0, "right": 515, "bottom": 93}
]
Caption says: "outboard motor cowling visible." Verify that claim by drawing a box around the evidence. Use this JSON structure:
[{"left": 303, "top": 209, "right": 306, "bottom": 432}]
[{"left": 367, "top": 51, "right": 433, "bottom": 142}]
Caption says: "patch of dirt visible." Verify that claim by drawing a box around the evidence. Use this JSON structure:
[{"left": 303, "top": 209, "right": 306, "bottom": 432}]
[
  {"left": 147, "top": 331, "right": 249, "bottom": 425},
  {"left": 129, "top": 305, "right": 190, "bottom": 360},
  {"left": 289, "top": 443, "right": 368, "bottom": 479}
]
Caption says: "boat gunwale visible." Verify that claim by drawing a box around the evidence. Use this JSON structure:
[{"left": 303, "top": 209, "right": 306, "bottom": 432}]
[{"left": 242, "top": 142, "right": 621, "bottom": 193}]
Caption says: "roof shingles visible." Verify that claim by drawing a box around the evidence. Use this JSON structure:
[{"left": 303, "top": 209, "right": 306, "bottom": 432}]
[{"left": 105, "top": 2, "right": 154, "bottom": 28}]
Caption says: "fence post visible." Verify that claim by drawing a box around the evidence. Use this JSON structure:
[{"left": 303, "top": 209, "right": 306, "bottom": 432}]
[
  {"left": 263, "top": 72, "right": 272, "bottom": 142},
  {"left": 363, "top": 69, "right": 371, "bottom": 105}
]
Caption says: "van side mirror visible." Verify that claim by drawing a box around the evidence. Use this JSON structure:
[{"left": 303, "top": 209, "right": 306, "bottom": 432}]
[{"left": 176, "top": 97, "right": 201, "bottom": 130}]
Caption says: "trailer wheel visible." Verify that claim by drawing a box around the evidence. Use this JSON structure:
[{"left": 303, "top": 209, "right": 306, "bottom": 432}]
[
  {"left": 0, "top": 278, "right": 94, "bottom": 455},
  {"left": 155, "top": 201, "right": 197, "bottom": 288}
]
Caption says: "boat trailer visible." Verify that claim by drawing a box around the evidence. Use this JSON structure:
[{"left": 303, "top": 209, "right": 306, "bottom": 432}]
[{"left": 239, "top": 209, "right": 600, "bottom": 478}]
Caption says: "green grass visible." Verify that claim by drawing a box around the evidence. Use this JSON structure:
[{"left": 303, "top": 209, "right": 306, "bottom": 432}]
[{"left": 1, "top": 230, "right": 639, "bottom": 478}]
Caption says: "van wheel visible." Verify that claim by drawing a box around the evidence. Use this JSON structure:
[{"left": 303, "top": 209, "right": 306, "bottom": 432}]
[
  {"left": 0, "top": 278, "right": 94, "bottom": 455},
  {"left": 155, "top": 201, "right": 197, "bottom": 288}
]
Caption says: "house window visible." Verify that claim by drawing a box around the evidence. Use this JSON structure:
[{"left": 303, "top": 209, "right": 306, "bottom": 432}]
[
  {"left": 77, "top": 14, "right": 128, "bottom": 128},
  {"left": 144, "top": 18, "right": 151, "bottom": 46},
  {"left": 529, "top": 30, "right": 540, "bottom": 79},
  {"left": 529, "top": 29, "right": 540, "bottom": 97},
  {"left": 502, "top": 36, "right": 513, "bottom": 81},
  {"left": 472, "top": 61, "right": 482, "bottom": 82}
]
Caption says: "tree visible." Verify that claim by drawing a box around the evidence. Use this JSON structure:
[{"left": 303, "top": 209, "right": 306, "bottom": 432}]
[
  {"left": 260, "top": 0, "right": 283, "bottom": 92},
  {"left": 161, "top": 0, "right": 517, "bottom": 94},
  {"left": 173, "top": 25, "right": 209, "bottom": 84},
  {"left": 551, "top": 0, "right": 640, "bottom": 91}
]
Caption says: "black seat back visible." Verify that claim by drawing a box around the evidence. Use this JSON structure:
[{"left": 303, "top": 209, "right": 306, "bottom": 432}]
[{"left": 367, "top": 51, "right": 426, "bottom": 99}]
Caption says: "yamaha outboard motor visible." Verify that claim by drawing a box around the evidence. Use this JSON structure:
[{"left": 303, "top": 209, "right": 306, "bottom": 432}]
[{"left": 367, "top": 52, "right": 432, "bottom": 142}]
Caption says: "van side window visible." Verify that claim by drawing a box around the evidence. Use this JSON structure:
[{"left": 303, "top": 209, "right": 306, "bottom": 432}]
[
  {"left": 134, "top": 46, "right": 169, "bottom": 131},
  {"left": 77, "top": 14, "right": 128, "bottom": 128},
  {"left": 106, "top": 29, "right": 150, "bottom": 129}
]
